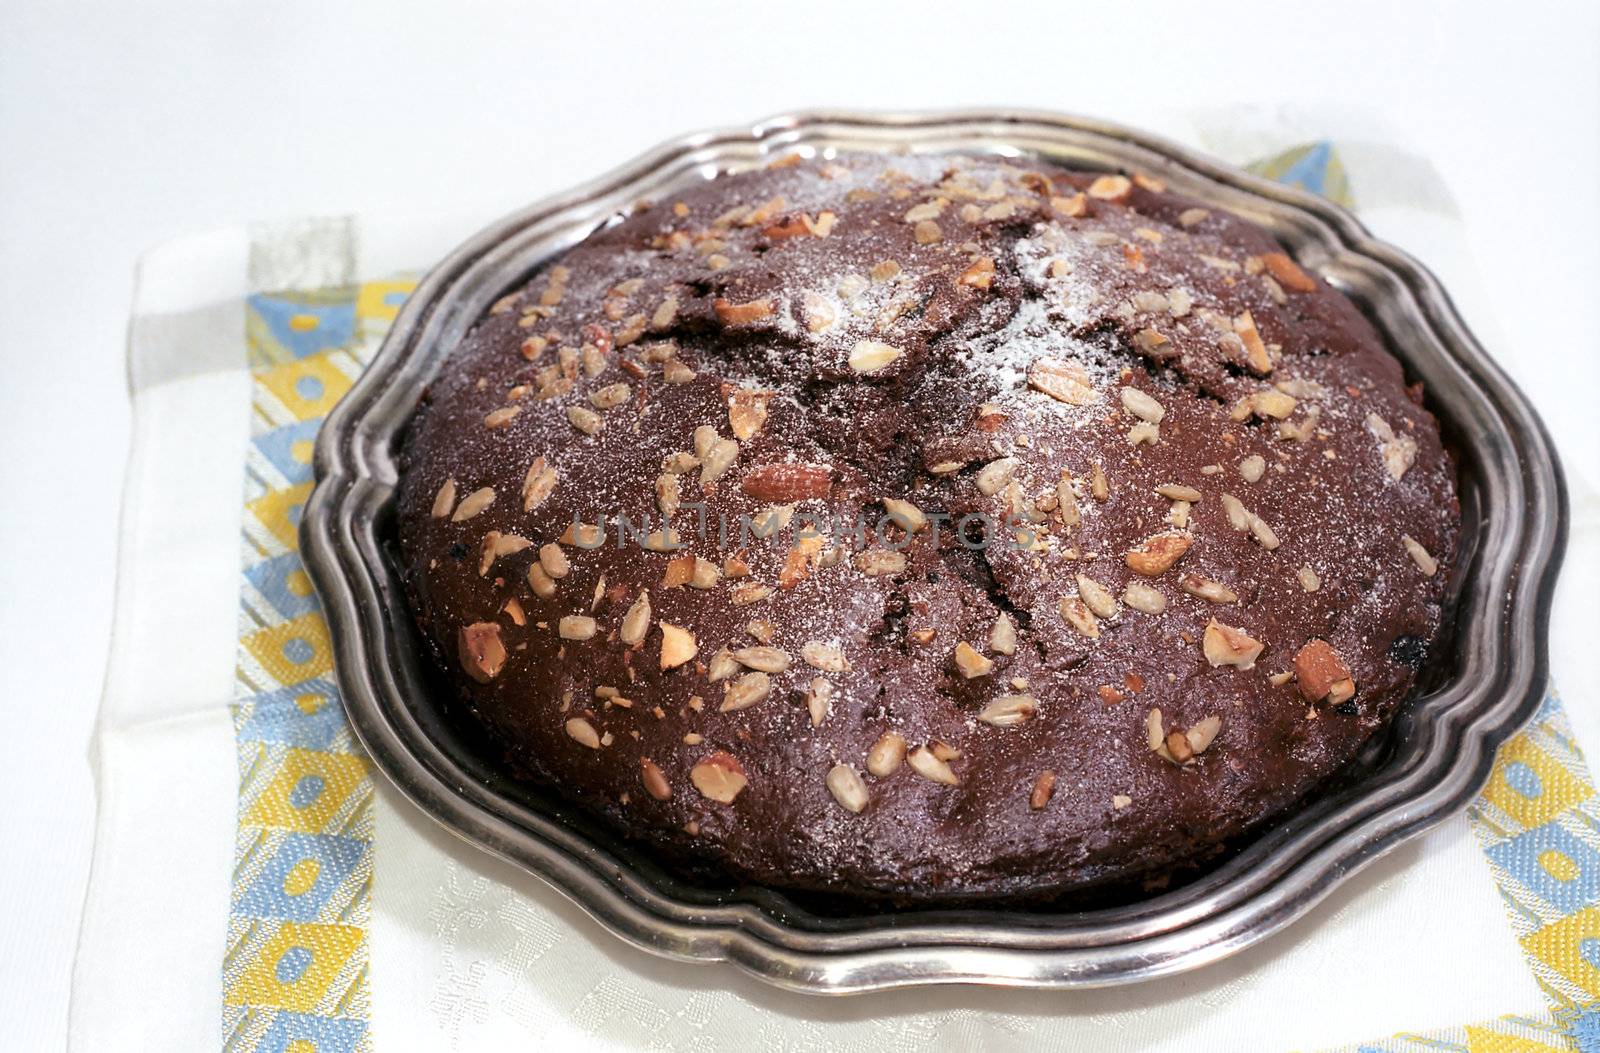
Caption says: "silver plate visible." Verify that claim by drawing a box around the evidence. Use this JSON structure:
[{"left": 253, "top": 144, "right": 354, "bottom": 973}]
[{"left": 301, "top": 110, "right": 1566, "bottom": 992}]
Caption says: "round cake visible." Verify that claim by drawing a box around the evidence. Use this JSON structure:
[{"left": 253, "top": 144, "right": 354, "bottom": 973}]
[{"left": 395, "top": 153, "right": 1459, "bottom": 903}]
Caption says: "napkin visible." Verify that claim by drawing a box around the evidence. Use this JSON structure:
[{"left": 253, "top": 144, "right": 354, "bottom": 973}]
[{"left": 70, "top": 111, "right": 1600, "bottom": 1052}]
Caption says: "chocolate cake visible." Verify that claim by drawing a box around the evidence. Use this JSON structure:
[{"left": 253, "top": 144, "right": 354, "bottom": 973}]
[{"left": 394, "top": 153, "right": 1458, "bottom": 903}]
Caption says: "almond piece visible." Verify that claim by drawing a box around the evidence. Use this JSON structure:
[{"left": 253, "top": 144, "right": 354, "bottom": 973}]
[
  {"left": 1180, "top": 574, "right": 1238, "bottom": 603},
  {"left": 953, "top": 641, "right": 994, "bottom": 679},
  {"left": 564, "top": 717, "right": 601, "bottom": 749},
  {"left": 640, "top": 758, "right": 672, "bottom": 800},
  {"left": 1060, "top": 596, "right": 1101, "bottom": 639},
  {"left": 1233, "top": 311, "right": 1272, "bottom": 374},
  {"left": 726, "top": 387, "right": 771, "bottom": 440},
  {"left": 1293, "top": 639, "right": 1355, "bottom": 703},
  {"left": 867, "top": 732, "right": 907, "bottom": 776},
  {"left": 713, "top": 297, "right": 773, "bottom": 326},
  {"left": 658, "top": 622, "right": 698, "bottom": 670},
  {"left": 978, "top": 694, "right": 1037, "bottom": 727},
  {"left": 801, "top": 640, "right": 851, "bottom": 672},
  {"left": 1262, "top": 252, "right": 1316, "bottom": 293},
  {"left": 1125, "top": 532, "right": 1192, "bottom": 576},
  {"left": 451, "top": 486, "right": 496, "bottom": 522},
  {"left": 882, "top": 497, "right": 928, "bottom": 533},
  {"left": 690, "top": 752, "right": 747, "bottom": 803},
  {"left": 1075, "top": 574, "right": 1118, "bottom": 619},
  {"left": 431, "top": 479, "right": 457, "bottom": 518},
  {"left": 958, "top": 256, "right": 996, "bottom": 290},
  {"left": 1203, "top": 619, "right": 1264, "bottom": 669},
  {"left": 990, "top": 613, "right": 1017, "bottom": 656},
  {"left": 1120, "top": 387, "right": 1165, "bottom": 423},
  {"left": 620, "top": 591, "right": 651, "bottom": 647},
  {"left": 1122, "top": 580, "right": 1167, "bottom": 614},
  {"left": 1030, "top": 770, "right": 1057, "bottom": 809},
  {"left": 558, "top": 615, "right": 597, "bottom": 641},
  {"left": 732, "top": 646, "right": 790, "bottom": 674},
  {"left": 720, "top": 670, "right": 771, "bottom": 712},
  {"left": 522, "top": 458, "right": 558, "bottom": 511},
  {"left": 806, "top": 677, "right": 833, "bottom": 726},
  {"left": 1028, "top": 357, "right": 1098, "bottom": 405},
  {"left": 741, "top": 462, "right": 832, "bottom": 502},
  {"left": 1087, "top": 174, "right": 1133, "bottom": 203},
  {"left": 826, "top": 764, "right": 869, "bottom": 813},
  {"left": 1402, "top": 535, "right": 1438, "bottom": 576},
  {"left": 849, "top": 339, "right": 903, "bottom": 373},
  {"left": 907, "top": 746, "right": 959, "bottom": 785},
  {"left": 458, "top": 622, "right": 507, "bottom": 683}
]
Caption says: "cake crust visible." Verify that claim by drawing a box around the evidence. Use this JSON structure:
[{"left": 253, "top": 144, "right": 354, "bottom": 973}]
[{"left": 395, "top": 154, "right": 1458, "bottom": 902}]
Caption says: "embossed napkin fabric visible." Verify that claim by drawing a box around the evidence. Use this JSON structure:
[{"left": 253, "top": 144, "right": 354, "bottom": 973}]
[{"left": 71, "top": 110, "right": 1599, "bottom": 1053}]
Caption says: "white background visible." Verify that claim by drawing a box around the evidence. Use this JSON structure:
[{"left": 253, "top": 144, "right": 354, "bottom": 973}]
[{"left": 2, "top": 1, "right": 1596, "bottom": 1048}]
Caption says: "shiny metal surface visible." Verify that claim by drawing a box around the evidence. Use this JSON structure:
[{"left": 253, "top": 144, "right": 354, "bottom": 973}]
[{"left": 300, "top": 110, "right": 1566, "bottom": 992}]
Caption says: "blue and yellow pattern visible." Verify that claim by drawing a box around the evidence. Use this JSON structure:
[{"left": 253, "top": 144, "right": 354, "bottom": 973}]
[{"left": 225, "top": 272, "right": 412, "bottom": 1053}]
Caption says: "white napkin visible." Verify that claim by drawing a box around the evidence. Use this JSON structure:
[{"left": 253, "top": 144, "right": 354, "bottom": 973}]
[{"left": 70, "top": 110, "right": 1598, "bottom": 1052}]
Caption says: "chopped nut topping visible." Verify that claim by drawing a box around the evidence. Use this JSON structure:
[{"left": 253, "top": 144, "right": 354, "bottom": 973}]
[
  {"left": 849, "top": 339, "right": 903, "bottom": 373},
  {"left": 690, "top": 752, "right": 747, "bottom": 803},
  {"left": 431, "top": 478, "right": 457, "bottom": 519},
  {"left": 741, "top": 462, "right": 832, "bottom": 502},
  {"left": 1087, "top": 174, "right": 1133, "bottom": 203},
  {"left": 854, "top": 548, "right": 907, "bottom": 576},
  {"left": 1060, "top": 596, "right": 1101, "bottom": 639},
  {"left": 867, "top": 732, "right": 907, "bottom": 776},
  {"left": 1262, "top": 252, "right": 1316, "bottom": 292},
  {"left": 1028, "top": 357, "right": 1098, "bottom": 405},
  {"left": 558, "top": 615, "right": 597, "bottom": 641},
  {"left": 801, "top": 640, "right": 851, "bottom": 672},
  {"left": 1156, "top": 483, "right": 1203, "bottom": 502},
  {"left": 658, "top": 622, "right": 698, "bottom": 669},
  {"left": 720, "top": 670, "right": 771, "bottom": 712},
  {"left": 953, "top": 641, "right": 994, "bottom": 679},
  {"left": 1180, "top": 574, "right": 1238, "bottom": 603},
  {"left": 1075, "top": 574, "right": 1118, "bottom": 619},
  {"left": 1232, "top": 311, "right": 1272, "bottom": 373},
  {"left": 826, "top": 764, "right": 870, "bottom": 813},
  {"left": 1294, "top": 639, "right": 1356, "bottom": 704},
  {"left": 458, "top": 622, "right": 506, "bottom": 683},
  {"left": 1120, "top": 387, "right": 1165, "bottom": 423},
  {"left": 913, "top": 219, "right": 942, "bottom": 244},
  {"left": 1051, "top": 193, "right": 1087, "bottom": 217},
  {"left": 1402, "top": 535, "right": 1438, "bottom": 576},
  {"left": 713, "top": 297, "right": 774, "bottom": 326},
  {"left": 958, "top": 256, "right": 996, "bottom": 290},
  {"left": 451, "top": 486, "right": 496, "bottom": 522},
  {"left": 1122, "top": 580, "right": 1167, "bottom": 614},
  {"left": 882, "top": 497, "right": 928, "bottom": 533},
  {"left": 1030, "top": 770, "right": 1057, "bottom": 809},
  {"left": 640, "top": 757, "right": 671, "bottom": 800},
  {"left": 699, "top": 438, "right": 740, "bottom": 485},
  {"left": 978, "top": 694, "right": 1037, "bottom": 727},
  {"left": 1125, "top": 532, "right": 1191, "bottom": 576},
  {"left": 730, "top": 583, "right": 774, "bottom": 606},
  {"left": 522, "top": 458, "right": 557, "bottom": 511},
  {"left": 907, "top": 746, "right": 959, "bottom": 785},
  {"left": 806, "top": 678, "right": 833, "bottom": 726},
  {"left": 620, "top": 591, "right": 651, "bottom": 647},
  {"left": 732, "top": 646, "right": 790, "bottom": 674},
  {"left": 1202, "top": 619, "right": 1264, "bottom": 669},
  {"left": 1239, "top": 455, "right": 1266, "bottom": 483},
  {"left": 566, "top": 405, "right": 604, "bottom": 435},
  {"left": 989, "top": 613, "right": 1018, "bottom": 656},
  {"left": 526, "top": 562, "right": 557, "bottom": 599},
  {"left": 1297, "top": 565, "right": 1321, "bottom": 592},
  {"left": 537, "top": 543, "right": 569, "bottom": 579},
  {"left": 975, "top": 457, "right": 1017, "bottom": 496},
  {"left": 564, "top": 717, "right": 601, "bottom": 749},
  {"left": 1366, "top": 412, "right": 1418, "bottom": 481},
  {"left": 726, "top": 388, "right": 771, "bottom": 440},
  {"left": 1091, "top": 462, "right": 1110, "bottom": 502}
]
